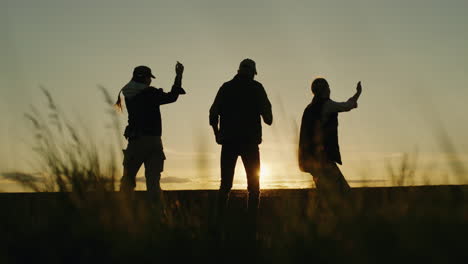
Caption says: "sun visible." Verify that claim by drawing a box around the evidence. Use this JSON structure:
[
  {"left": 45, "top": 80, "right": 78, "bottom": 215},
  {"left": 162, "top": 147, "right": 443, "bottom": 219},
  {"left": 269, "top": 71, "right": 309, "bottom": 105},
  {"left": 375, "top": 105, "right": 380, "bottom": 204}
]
[{"left": 260, "top": 163, "right": 271, "bottom": 182}]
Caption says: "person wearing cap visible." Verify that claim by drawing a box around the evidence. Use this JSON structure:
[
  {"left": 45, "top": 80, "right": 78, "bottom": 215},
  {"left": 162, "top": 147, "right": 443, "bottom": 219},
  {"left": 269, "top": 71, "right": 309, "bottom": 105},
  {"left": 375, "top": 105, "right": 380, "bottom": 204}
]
[
  {"left": 209, "top": 58, "right": 273, "bottom": 230},
  {"left": 298, "top": 78, "right": 362, "bottom": 212},
  {"left": 115, "top": 62, "right": 185, "bottom": 197}
]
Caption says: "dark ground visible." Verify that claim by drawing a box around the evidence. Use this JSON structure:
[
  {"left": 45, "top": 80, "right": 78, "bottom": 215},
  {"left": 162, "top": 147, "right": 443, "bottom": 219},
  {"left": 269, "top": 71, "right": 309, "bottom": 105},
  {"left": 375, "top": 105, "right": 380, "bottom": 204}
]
[{"left": 1, "top": 186, "right": 467, "bottom": 263}]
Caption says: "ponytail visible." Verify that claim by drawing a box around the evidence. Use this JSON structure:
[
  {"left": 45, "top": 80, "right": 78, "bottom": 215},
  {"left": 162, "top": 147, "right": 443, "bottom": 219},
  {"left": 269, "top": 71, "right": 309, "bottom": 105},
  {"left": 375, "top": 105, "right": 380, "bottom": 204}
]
[{"left": 114, "top": 90, "right": 123, "bottom": 112}]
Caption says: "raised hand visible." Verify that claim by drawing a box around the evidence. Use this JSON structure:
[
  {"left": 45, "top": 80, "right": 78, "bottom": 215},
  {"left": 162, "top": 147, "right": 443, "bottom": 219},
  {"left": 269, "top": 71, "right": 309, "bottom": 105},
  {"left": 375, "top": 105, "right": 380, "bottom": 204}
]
[
  {"left": 176, "top": 61, "right": 184, "bottom": 76},
  {"left": 356, "top": 81, "right": 362, "bottom": 95},
  {"left": 349, "top": 81, "right": 362, "bottom": 103}
]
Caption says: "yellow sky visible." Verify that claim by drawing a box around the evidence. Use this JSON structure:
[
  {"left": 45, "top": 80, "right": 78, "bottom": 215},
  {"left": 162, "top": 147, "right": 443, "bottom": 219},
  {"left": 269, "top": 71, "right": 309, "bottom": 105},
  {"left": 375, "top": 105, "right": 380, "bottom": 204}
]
[{"left": 1, "top": 0, "right": 468, "bottom": 191}]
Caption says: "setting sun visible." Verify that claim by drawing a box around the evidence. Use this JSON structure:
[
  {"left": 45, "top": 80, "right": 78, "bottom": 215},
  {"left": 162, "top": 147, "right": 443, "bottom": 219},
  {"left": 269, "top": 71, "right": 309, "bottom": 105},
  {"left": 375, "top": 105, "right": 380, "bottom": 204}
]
[{"left": 260, "top": 163, "right": 271, "bottom": 183}]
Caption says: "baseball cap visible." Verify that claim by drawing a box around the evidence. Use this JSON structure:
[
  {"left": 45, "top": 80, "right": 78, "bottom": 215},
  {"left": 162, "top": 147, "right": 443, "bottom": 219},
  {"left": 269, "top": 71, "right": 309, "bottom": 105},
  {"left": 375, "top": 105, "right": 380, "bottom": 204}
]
[
  {"left": 133, "top": 65, "right": 155, "bottom": 79},
  {"left": 239, "top": 58, "right": 257, "bottom": 75}
]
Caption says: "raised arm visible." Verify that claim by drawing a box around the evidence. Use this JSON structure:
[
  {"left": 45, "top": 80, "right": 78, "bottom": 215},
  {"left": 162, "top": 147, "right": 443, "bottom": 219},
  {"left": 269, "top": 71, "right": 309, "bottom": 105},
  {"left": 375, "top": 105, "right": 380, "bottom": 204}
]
[
  {"left": 158, "top": 62, "right": 185, "bottom": 105},
  {"left": 349, "top": 81, "right": 362, "bottom": 103},
  {"left": 323, "top": 81, "right": 363, "bottom": 115},
  {"left": 173, "top": 61, "right": 185, "bottom": 93}
]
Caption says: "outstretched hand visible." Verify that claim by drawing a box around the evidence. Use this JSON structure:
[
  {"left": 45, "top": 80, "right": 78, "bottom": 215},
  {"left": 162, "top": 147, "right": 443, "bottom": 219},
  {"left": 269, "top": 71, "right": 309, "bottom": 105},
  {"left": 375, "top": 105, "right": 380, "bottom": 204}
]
[
  {"left": 356, "top": 81, "right": 362, "bottom": 95},
  {"left": 349, "top": 81, "right": 362, "bottom": 105},
  {"left": 176, "top": 61, "right": 184, "bottom": 75}
]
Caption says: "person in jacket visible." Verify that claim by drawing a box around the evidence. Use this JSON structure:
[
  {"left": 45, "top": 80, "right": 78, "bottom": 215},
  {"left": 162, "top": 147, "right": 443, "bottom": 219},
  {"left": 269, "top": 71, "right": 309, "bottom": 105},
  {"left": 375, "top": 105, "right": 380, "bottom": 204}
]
[
  {"left": 209, "top": 58, "right": 272, "bottom": 230},
  {"left": 116, "top": 62, "right": 185, "bottom": 198}
]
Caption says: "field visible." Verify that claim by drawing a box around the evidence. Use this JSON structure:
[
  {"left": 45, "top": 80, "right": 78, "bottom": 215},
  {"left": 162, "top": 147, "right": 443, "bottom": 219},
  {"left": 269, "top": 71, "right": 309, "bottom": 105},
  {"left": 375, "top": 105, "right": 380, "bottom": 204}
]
[
  {"left": 1, "top": 89, "right": 466, "bottom": 263},
  {"left": 1, "top": 186, "right": 467, "bottom": 263}
]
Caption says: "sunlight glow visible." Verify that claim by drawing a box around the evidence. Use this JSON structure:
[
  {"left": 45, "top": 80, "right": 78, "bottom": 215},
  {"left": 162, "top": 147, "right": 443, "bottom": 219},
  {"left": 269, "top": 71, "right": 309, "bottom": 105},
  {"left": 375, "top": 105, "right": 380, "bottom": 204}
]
[{"left": 260, "top": 163, "right": 271, "bottom": 184}]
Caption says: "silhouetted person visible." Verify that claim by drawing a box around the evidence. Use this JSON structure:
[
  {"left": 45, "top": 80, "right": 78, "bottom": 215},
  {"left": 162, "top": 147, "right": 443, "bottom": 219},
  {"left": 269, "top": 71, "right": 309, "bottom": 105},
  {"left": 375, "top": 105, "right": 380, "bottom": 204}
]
[
  {"left": 209, "top": 58, "right": 272, "bottom": 234},
  {"left": 299, "top": 78, "right": 362, "bottom": 212},
  {"left": 115, "top": 62, "right": 185, "bottom": 199}
]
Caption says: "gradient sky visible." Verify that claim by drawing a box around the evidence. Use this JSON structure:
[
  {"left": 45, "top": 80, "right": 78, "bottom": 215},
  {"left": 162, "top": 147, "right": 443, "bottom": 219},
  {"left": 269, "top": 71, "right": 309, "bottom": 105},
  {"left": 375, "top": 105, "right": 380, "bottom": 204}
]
[{"left": 1, "top": 0, "right": 468, "bottom": 191}]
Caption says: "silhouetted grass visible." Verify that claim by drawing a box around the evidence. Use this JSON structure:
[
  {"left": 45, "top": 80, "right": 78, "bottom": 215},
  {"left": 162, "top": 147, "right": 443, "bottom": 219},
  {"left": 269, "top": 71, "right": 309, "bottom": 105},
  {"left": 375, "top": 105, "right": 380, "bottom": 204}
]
[
  {"left": 0, "top": 89, "right": 467, "bottom": 263},
  {"left": 386, "top": 152, "right": 418, "bottom": 186},
  {"left": 15, "top": 87, "right": 119, "bottom": 194}
]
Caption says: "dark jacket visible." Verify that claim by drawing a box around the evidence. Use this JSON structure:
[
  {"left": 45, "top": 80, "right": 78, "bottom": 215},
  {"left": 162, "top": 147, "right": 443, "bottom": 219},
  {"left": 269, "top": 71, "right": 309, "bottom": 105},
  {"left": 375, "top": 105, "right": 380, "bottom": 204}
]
[
  {"left": 124, "top": 87, "right": 179, "bottom": 139},
  {"left": 299, "top": 98, "right": 342, "bottom": 172},
  {"left": 209, "top": 75, "right": 272, "bottom": 144}
]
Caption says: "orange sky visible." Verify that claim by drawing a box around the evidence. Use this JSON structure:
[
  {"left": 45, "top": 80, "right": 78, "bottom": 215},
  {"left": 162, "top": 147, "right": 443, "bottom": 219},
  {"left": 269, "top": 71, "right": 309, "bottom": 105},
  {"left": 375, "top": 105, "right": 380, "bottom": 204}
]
[{"left": 1, "top": 0, "right": 468, "bottom": 191}]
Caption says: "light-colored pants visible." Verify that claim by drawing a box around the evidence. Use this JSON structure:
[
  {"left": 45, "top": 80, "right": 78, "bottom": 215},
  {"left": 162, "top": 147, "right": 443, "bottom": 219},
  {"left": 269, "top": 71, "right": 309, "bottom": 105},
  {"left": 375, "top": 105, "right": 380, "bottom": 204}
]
[{"left": 119, "top": 136, "right": 165, "bottom": 194}]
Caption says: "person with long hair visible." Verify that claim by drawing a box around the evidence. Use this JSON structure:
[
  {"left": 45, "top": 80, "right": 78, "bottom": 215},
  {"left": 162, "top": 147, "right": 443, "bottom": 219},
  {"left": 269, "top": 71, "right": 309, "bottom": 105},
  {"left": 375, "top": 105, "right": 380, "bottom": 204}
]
[{"left": 299, "top": 78, "right": 362, "bottom": 211}]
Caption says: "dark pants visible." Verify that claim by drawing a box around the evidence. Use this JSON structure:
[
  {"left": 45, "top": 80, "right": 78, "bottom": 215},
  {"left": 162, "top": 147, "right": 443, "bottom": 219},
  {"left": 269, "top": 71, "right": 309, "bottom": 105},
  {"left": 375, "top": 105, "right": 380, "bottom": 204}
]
[
  {"left": 310, "top": 160, "right": 351, "bottom": 213},
  {"left": 217, "top": 143, "right": 260, "bottom": 219}
]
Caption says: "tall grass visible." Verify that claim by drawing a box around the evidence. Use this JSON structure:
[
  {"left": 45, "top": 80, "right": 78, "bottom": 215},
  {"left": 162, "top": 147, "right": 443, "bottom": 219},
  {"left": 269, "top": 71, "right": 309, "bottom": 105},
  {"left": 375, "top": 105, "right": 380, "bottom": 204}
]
[
  {"left": 10, "top": 87, "right": 120, "bottom": 193},
  {"left": 0, "top": 88, "right": 467, "bottom": 263},
  {"left": 386, "top": 152, "right": 418, "bottom": 186}
]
